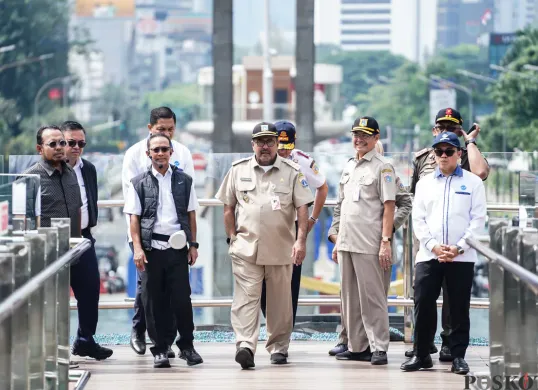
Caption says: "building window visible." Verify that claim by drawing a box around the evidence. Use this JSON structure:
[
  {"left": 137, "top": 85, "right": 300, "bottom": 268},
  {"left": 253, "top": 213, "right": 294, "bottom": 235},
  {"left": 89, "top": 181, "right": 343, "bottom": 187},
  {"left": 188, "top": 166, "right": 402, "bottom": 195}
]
[
  {"left": 341, "top": 19, "right": 391, "bottom": 24},
  {"left": 341, "top": 0, "right": 390, "bottom": 3},
  {"left": 341, "top": 9, "right": 391, "bottom": 15},
  {"left": 341, "top": 39, "right": 391, "bottom": 45},
  {"left": 341, "top": 29, "right": 391, "bottom": 35}
]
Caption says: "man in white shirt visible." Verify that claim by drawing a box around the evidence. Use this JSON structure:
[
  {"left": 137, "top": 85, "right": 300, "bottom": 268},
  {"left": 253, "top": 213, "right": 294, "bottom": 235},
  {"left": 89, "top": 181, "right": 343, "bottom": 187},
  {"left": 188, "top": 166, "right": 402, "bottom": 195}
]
[
  {"left": 124, "top": 133, "right": 202, "bottom": 368},
  {"left": 401, "top": 132, "right": 486, "bottom": 375},
  {"left": 61, "top": 121, "right": 113, "bottom": 360},
  {"left": 121, "top": 107, "right": 195, "bottom": 357}
]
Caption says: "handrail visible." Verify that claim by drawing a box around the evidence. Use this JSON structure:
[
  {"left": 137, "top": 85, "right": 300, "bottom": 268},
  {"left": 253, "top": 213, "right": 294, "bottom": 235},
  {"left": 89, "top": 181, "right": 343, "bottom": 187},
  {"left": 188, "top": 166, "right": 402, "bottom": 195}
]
[
  {"left": 0, "top": 239, "right": 91, "bottom": 324},
  {"left": 97, "top": 198, "right": 526, "bottom": 211},
  {"left": 79, "top": 297, "right": 491, "bottom": 310},
  {"left": 466, "top": 236, "right": 538, "bottom": 295}
]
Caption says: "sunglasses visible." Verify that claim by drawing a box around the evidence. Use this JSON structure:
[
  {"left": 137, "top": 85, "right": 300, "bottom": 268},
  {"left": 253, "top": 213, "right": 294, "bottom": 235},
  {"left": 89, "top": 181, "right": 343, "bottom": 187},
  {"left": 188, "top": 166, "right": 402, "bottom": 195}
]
[
  {"left": 434, "top": 148, "right": 457, "bottom": 157},
  {"left": 254, "top": 140, "right": 276, "bottom": 147},
  {"left": 150, "top": 146, "right": 171, "bottom": 153},
  {"left": 67, "top": 140, "right": 87, "bottom": 148},
  {"left": 44, "top": 140, "right": 67, "bottom": 148}
]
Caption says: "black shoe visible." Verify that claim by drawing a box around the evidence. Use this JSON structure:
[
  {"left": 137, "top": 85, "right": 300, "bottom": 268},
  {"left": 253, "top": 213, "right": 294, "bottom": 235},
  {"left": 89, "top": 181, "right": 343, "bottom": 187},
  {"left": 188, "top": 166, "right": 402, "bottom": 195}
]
[
  {"left": 235, "top": 347, "right": 255, "bottom": 369},
  {"left": 439, "top": 346, "right": 453, "bottom": 362},
  {"left": 335, "top": 347, "right": 372, "bottom": 362},
  {"left": 130, "top": 330, "right": 146, "bottom": 355},
  {"left": 154, "top": 353, "right": 171, "bottom": 368},
  {"left": 400, "top": 355, "right": 434, "bottom": 371},
  {"left": 451, "top": 357, "right": 469, "bottom": 375},
  {"left": 167, "top": 346, "right": 175, "bottom": 359},
  {"left": 270, "top": 353, "right": 288, "bottom": 365},
  {"left": 404, "top": 343, "right": 438, "bottom": 358},
  {"left": 71, "top": 340, "right": 113, "bottom": 361},
  {"left": 329, "top": 343, "right": 348, "bottom": 356},
  {"left": 180, "top": 348, "right": 203, "bottom": 366},
  {"left": 371, "top": 351, "right": 388, "bottom": 365}
]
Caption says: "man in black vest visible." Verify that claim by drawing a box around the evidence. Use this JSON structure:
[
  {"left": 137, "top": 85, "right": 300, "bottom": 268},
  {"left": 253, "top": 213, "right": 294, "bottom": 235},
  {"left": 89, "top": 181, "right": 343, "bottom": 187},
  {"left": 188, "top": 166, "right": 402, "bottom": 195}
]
[
  {"left": 124, "top": 133, "right": 203, "bottom": 368},
  {"left": 61, "top": 121, "right": 113, "bottom": 360}
]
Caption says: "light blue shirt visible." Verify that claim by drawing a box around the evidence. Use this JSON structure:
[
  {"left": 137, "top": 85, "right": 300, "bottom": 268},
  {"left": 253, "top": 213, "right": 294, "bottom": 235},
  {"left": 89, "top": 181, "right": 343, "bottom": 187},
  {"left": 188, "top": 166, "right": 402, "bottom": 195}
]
[{"left": 412, "top": 165, "right": 487, "bottom": 263}]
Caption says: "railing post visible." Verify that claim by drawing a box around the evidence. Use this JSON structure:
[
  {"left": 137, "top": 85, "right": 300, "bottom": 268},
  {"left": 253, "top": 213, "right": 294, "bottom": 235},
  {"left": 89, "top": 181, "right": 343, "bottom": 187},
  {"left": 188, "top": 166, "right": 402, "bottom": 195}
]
[
  {"left": 25, "top": 233, "right": 47, "bottom": 390},
  {"left": 402, "top": 217, "right": 414, "bottom": 343},
  {"left": 518, "top": 228, "right": 538, "bottom": 377},
  {"left": 51, "top": 219, "right": 71, "bottom": 390},
  {"left": 38, "top": 227, "right": 59, "bottom": 390},
  {"left": 488, "top": 219, "right": 508, "bottom": 380},
  {"left": 0, "top": 249, "right": 14, "bottom": 390},
  {"left": 9, "top": 242, "right": 31, "bottom": 390},
  {"left": 502, "top": 227, "right": 523, "bottom": 376}
]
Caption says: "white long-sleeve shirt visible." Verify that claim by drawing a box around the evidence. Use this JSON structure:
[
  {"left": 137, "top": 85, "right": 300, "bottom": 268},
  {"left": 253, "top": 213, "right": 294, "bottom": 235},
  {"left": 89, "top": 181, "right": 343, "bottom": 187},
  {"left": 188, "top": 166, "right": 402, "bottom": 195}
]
[
  {"left": 412, "top": 165, "right": 487, "bottom": 263},
  {"left": 122, "top": 137, "right": 195, "bottom": 242}
]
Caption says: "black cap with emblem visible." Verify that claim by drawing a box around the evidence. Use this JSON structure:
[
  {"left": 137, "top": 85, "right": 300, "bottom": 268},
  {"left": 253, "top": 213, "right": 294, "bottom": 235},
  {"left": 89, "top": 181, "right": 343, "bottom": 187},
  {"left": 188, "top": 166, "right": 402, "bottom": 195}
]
[
  {"left": 252, "top": 122, "right": 278, "bottom": 139},
  {"left": 435, "top": 108, "right": 463, "bottom": 125},
  {"left": 351, "top": 116, "right": 380, "bottom": 135}
]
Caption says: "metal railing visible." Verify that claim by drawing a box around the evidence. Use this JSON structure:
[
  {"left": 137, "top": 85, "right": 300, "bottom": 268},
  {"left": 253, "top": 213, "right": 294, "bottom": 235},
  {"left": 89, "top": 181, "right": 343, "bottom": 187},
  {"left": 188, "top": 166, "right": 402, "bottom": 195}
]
[
  {"left": 466, "top": 224, "right": 538, "bottom": 382},
  {"left": 0, "top": 218, "right": 91, "bottom": 390}
]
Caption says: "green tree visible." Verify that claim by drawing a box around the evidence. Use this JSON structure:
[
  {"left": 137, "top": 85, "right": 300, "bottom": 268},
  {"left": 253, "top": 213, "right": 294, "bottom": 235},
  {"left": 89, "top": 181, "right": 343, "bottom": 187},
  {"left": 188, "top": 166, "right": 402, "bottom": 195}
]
[{"left": 0, "top": 0, "right": 70, "bottom": 135}]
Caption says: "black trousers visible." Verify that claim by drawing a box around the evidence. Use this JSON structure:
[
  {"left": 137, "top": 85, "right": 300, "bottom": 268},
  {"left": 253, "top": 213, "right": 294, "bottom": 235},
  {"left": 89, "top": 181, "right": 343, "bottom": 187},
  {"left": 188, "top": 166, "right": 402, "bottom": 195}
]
[
  {"left": 261, "top": 222, "right": 300, "bottom": 326},
  {"left": 130, "top": 243, "right": 177, "bottom": 346},
  {"left": 414, "top": 260, "right": 474, "bottom": 359},
  {"left": 140, "top": 247, "right": 195, "bottom": 356},
  {"left": 71, "top": 229, "right": 101, "bottom": 342}
]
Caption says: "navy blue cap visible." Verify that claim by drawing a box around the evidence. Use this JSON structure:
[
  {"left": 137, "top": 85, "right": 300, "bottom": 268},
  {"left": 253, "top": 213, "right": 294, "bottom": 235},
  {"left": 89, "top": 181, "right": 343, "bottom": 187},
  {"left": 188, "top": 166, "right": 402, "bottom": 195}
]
[
  {"left": 432, "top": 132, "right": 461, "bottom": 149},
  {"left": 275, "top": 120, "right": 296, "bottom": 150}
]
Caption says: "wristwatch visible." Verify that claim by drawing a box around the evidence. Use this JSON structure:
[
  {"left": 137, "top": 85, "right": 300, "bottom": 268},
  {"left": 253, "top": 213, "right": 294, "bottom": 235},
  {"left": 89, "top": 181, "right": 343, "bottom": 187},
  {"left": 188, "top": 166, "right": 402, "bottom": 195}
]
[
  {"left": 382, "top": 236, "right": 392, "bottom": 243},
  {"left": 465, "top": 138, "right": 477, "bottom": 146},
  {"left": 189, "top": 241, "right": 199, "bottom": 249},
  {"left": 309, "top": 216, "right": 318, "bottom": 223},
  {"left": 456, "top": 245, "right": 464, "bottom": 255}
]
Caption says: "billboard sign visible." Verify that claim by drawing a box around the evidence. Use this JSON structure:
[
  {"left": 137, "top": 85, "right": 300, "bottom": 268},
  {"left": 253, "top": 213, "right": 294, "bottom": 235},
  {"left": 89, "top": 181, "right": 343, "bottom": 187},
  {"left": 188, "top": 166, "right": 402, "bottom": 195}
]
[{"left": 75, "top": 0, "right": 135, "bottom": 17}]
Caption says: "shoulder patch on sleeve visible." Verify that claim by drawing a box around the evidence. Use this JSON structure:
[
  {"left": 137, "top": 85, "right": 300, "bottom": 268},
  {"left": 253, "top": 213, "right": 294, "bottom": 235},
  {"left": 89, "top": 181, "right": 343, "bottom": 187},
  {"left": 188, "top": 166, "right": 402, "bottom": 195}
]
[
  {"left": 282, "top": 158, "right": 301, "bottom": 170},
  {"left": 414, "top": 148, "right": 432, "bottom": 159},
  {"left": 232, "top": 157, "right": 251, "bottom": 166}
]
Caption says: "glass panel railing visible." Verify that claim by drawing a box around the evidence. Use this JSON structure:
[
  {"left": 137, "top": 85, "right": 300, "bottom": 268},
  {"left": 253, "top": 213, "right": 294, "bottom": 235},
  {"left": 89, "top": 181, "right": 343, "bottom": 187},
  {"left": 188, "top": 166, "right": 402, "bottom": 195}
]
[
  {"left": 0, "top": 173, "right": 41, "bottom": 232},
  {"left": 6, "top": 152, "right": 534, "bottom": 336}
]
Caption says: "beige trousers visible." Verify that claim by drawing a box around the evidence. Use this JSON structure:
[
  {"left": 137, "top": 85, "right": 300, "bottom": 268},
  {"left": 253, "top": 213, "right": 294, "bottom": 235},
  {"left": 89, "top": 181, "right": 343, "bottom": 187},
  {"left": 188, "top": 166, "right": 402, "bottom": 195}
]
[
  {"left": 230, "top": 255, "right": 293, "bottom": 355},
  {"left": 339, "top": 252, "right": 390, "bottom": 352}
]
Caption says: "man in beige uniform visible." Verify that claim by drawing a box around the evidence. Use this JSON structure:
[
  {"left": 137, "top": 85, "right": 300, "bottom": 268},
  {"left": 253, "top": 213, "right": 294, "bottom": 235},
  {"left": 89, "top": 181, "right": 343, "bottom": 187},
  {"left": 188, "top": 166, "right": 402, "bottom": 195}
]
[
  {"left": 328, "top": 140, "right": 412, "bottom": 357},
  {"left": 216, "top": 122, "right": 314, "bottom": 369},
  {"left": 328, "top": 117, "right": 396, "bottom": 365}
]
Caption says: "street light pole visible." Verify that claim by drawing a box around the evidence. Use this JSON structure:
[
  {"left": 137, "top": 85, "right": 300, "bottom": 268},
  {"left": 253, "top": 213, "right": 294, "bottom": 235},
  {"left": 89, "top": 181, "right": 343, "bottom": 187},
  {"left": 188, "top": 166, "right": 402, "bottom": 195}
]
[
  {"left": 33, "top": 75, "right": 76, "bottom": 129},
  {"left": 262, "top": 0, "right": 273, "bottom": 121},
  {"left": 0, "top": 53, "right": 54, "bottom": 73},
  {"left": 430, "top": 74, "right": 474, "bottom": 127},
  {"left": 456, "top": 69, "right": 496, "bottom": 84}
]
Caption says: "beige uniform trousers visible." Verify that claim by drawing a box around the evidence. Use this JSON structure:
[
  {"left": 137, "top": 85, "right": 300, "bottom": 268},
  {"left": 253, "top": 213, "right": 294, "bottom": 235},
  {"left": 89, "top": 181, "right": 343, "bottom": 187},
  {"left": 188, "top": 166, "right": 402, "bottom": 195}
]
[
  {"left": 231, "top": 255, "right": 293, "bottom": 355},
  {"left": 338, "top": 264, "right": 391, "bottom": 345},
  {"left": 339, "top": 252, "right": 390, "bottom": 352}
]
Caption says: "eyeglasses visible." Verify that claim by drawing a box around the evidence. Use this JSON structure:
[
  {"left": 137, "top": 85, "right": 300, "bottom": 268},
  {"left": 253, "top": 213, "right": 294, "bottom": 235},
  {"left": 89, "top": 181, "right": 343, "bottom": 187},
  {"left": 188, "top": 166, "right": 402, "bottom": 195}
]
[
  {"left": 44, "top": 140, "right": 67, "bottom": 148},
  {"left": 67, "top": 140, "right": 87, "bottom": 148},
  {"left": 435, "top": 125, "right": 460, "bottom": 133},
  {"left": 150, "top": 146, "right": 171, "bottom": 153},
  {"left": 352, "top": 132, "right": 373, "bottom": 139},
  {"left": 254, "top": 139, "right": 276, "bottom": 147},
  {"left": 434, "top": 148, "right": 457, "bottom": 157}
]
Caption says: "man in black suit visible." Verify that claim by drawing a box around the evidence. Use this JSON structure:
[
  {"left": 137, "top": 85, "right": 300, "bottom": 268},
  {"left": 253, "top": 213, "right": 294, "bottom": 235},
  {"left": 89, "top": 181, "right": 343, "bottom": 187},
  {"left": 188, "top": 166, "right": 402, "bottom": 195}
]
[{"left": 61, "top": 121, "right": 113, "bottom": 360}]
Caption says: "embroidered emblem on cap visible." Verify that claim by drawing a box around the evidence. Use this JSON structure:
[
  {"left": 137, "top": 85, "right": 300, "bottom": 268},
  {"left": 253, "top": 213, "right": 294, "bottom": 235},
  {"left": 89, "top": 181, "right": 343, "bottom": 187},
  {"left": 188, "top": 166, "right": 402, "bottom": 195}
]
[
  {"left": 279, "top": 131, "right": 289, "bottom": 142},
  {"left": 440, "top": 133, "right": 450, "bottom": 141},
  {"left": 261, "top": 124, "right": 269, "bottom": 131},
  {"left": 446, "top": 108, "right": 453, "bottom": 116},
  {"left": 359, "top": 118, "right": 368, "bottom": 127}
]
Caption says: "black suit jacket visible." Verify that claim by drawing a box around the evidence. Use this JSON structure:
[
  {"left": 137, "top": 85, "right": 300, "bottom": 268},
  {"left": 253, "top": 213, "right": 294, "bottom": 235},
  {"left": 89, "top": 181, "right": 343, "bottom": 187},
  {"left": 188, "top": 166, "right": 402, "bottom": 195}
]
[{"left": 81, "top": 158, "right": 98, "bottom": 229}]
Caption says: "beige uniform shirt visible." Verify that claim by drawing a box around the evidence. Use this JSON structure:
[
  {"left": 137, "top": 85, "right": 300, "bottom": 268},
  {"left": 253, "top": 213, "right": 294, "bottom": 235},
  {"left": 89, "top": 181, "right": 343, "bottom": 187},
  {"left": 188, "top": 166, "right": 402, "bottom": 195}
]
[
  {"left": 328, "top": 149, "right": 397, "bottom": 255},
  {"left": 216, "top": 155, "right": 314, "bottom": 265}
]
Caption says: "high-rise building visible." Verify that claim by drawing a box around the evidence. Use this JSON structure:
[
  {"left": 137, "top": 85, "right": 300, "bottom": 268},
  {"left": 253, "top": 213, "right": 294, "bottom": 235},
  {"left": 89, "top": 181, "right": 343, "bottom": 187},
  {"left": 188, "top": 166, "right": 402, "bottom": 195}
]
[
  {"left": 436, "top": 0, "right": 494, "bottom": 49},
  {"left": 494, "top": 0, "right": 537, "bottom": 33}
]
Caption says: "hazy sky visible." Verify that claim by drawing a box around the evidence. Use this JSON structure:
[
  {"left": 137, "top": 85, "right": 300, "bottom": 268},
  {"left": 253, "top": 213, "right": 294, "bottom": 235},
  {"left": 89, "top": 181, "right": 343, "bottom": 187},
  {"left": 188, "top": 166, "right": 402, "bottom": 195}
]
[{"left": 233, "top": 0, "right": 296, "bottom": 47}]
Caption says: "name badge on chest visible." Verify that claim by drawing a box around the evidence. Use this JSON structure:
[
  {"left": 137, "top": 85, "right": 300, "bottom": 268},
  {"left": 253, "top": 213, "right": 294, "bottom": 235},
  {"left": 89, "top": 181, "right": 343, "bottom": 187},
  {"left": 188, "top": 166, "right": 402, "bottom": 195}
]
[{"left": 271, "top": 195, "right": 281, "bottom": 211}]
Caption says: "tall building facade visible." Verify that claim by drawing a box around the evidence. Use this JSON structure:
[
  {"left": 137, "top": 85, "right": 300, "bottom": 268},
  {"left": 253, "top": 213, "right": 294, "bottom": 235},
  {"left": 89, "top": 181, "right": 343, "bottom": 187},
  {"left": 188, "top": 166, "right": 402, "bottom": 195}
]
[
  {"left": 436, "top": 0, "right": 494, "bottom": 49},
  {"left": 494, "top": 0, "right": 537, "bottom": 32}
]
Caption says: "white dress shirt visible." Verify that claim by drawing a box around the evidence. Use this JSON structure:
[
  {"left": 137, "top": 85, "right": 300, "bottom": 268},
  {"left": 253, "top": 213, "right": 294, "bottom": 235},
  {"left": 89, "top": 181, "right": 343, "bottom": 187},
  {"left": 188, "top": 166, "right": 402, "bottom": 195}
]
[
  {"left": 289, "top": 149, "right": 326, "bottom": 189},
  {"left": 73, "top": 158, "right": 89, "bottom": 230},
  {"left": 122, "top": 137, "right": 195, "bottom": 242},
  {"left": 123, "top": 165, "right": 199, "bottom": 249},
  {"left": 412, "top": 165, "right": 487, "bottom": 263}
]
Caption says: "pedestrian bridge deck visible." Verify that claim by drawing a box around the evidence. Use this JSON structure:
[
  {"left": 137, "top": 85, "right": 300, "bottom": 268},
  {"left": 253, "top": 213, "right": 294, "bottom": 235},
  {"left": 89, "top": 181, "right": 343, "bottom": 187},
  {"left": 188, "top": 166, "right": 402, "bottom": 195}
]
[{"left": 76, "top": 341, "right": 489, "bottom": 390}]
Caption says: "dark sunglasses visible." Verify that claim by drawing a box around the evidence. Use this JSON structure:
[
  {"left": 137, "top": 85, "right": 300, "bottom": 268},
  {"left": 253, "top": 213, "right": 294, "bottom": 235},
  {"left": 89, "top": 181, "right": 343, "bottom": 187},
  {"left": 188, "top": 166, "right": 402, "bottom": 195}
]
[
  {"left": 150, "top": 146, "right": 171, "bottom": 153},
  {"left": 67, "top": 140, "right": 87, "bottom": 148},
  {"left": 434, "top": 148, "right": 457, "bottom": 157},
  {"left": 44, "top": 140, "right": 67, "bottom": 148}
]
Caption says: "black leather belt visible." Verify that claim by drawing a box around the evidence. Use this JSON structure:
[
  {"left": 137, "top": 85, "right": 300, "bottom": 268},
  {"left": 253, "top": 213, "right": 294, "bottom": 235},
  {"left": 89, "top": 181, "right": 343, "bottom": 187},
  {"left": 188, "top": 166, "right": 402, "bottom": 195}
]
[{"left": 152, "top": 233, "right": 170, "bottom": 242}]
